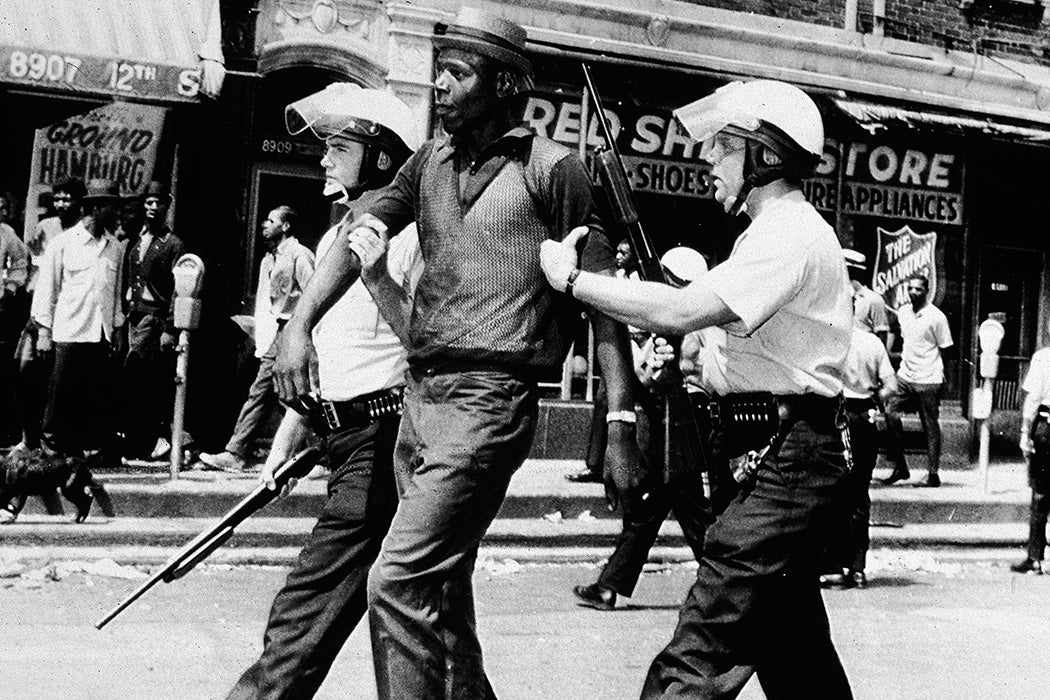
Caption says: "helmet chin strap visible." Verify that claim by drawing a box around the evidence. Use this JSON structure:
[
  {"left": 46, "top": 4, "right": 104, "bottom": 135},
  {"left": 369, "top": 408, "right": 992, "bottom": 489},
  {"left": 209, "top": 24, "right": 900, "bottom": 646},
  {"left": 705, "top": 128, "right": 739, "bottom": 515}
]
[
  {"left": 323, "top": 181, "right": 350, "bottom": 205},
  {"left": 727, "top": 140, "right": 790, "bottom": 217}
]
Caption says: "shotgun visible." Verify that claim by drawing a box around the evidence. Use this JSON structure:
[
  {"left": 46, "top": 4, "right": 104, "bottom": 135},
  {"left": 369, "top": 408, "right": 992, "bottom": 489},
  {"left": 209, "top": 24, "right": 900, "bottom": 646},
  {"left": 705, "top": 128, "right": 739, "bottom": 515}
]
[
  {"left": 581, "top": 63, "right": 709, "bottom": 491},
  {"left": 95, "top": 443, "right": 324, "bottom": 630}
]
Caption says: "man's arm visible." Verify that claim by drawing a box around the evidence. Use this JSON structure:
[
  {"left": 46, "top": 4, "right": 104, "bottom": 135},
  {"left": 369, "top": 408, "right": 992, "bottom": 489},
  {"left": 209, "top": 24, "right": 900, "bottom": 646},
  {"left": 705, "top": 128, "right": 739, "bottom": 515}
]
[
  {"left": 259, "top": 409, "right": 311, "bottom": 494},
  {"left": 275, "top": 231, "right": 363, "bottom": 403},
  {"left": 1, "top": 233, "right": 28, "bottom": 294},
  {"left": 589, "top": 306, "right": 646, "bottom": 510},
  {"left": 542, "top": 232, "right": 738, "bottom": 334},
  {"left": 30, "top": 236, "right": 61, "bottom": 341},
  {"left": 349, "top": 226, "right": 413, "bottom": 344}
]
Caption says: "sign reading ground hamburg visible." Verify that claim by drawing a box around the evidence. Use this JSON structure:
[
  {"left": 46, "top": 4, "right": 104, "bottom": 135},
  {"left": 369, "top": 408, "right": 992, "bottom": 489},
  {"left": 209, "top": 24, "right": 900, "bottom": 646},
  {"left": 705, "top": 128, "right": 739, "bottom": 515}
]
[
  {"left": 23, "top": 101, "right": 167, "bottom": 236},
  {"left": 523, "top": 93, "right": 713, "bottom": 199},
  {"left": 802, "top": 139, "right": 964, "bottom": 225},
  {"left": 872, "top": 225, "right": 938, "bottom": 310}
]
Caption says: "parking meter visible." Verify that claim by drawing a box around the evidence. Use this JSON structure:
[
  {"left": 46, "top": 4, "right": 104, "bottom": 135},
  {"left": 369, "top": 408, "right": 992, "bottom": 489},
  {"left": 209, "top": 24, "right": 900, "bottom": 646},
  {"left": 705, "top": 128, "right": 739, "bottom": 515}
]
[
  {"left": 974, "top": 316, "right": 1005, "bottom": 492},
  {"left": 170, "top": 254, "right": 206, "bottom": 478},
  {"left": 172, "top": 254, "right": 206, "bottom": 329},
  {"left": 977, "top": 317, "right": 1005, "bottom": 380}
]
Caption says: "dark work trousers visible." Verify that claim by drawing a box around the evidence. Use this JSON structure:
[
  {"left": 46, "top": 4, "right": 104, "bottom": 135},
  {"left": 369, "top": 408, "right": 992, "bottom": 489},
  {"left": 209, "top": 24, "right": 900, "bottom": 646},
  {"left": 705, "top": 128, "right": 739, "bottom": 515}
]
[
  {"left": 641, "top": 404, "right": 853, "bottom": 700},
  {"left": 599, "top": 395, "right": 714, "bottom": 597},
  {"left": 227, "top": 412, "right": 401, "bottom": 700},
  {"left": 42, "top": 341, "right": 119, "bottom": 459},
  {"left": 367, "top": 369, "right": 538, "bottom": 700},
  {"left": 121, "top": 310, "right": 175, "bottom": 457},
  {"left": 0, "top": 290, "right": 29, "bottom": 445},
  {"left": 225, "top": 334, "right": 280, "bottom": 459},
  {"left": 823, "top": 400, "right": 878, "bottom": 574},
  {"left": 884, "top": 379, "right": 943, "bottom": 477},
  {"left": 1025, "top": 414, "right": 1050, "bottom": 561}
]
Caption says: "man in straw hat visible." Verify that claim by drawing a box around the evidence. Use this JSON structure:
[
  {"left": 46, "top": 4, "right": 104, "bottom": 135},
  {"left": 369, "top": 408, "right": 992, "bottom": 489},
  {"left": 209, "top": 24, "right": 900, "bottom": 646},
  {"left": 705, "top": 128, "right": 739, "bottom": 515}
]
[{"left": 275, "top": 7, "right": 640, "bottom": 698}]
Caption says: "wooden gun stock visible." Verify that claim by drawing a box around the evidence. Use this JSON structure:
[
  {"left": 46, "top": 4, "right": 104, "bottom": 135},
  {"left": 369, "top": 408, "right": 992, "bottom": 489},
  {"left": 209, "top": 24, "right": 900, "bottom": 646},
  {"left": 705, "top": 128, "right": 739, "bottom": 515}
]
[
  {"left": 95, "top": 445, "right": 325, "bottom": 630},
  {"left": 581, "top": 63, "right": 709, "bottom": 485}
]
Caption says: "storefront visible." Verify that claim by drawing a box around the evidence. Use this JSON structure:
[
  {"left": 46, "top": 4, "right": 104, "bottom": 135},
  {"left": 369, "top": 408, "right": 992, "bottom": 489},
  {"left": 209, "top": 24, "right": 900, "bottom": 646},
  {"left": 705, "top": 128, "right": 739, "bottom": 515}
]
[
  {"left": 238, "top": 0, "right": 1050, "bottom": 416},
  {"left": 0, "top": 0, "right": 225, "bottom": 231}
]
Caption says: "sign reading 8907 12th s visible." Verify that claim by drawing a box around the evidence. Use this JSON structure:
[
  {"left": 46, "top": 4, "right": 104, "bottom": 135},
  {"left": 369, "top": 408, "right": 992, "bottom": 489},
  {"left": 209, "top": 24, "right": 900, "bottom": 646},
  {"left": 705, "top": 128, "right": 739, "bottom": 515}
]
[{"left": 2, "top": 45, "right": 204, "bottom": 101}]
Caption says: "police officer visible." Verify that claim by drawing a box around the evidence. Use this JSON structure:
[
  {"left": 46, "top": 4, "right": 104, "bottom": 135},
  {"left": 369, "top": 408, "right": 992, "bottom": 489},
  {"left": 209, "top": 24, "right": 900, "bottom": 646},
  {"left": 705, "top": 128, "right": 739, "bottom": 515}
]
[
  {"left": 226, "top": 84, "right": 421, "bottom": 698},
  {"left": 821, "top": 289, "right": 898, "bottom": 589},
  {"left": 1012, "top": 345, "right": 1050, "bottom": 575},
  {"left": 541, "top": 79, "right": 855, "bottom": 697}
]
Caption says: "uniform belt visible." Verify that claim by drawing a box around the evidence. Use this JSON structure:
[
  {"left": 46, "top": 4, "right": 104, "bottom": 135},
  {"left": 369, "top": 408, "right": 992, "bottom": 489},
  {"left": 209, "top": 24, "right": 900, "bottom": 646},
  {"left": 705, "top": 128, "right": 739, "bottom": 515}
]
[
  {"left": 311, "top": 387, "right": 405, "bottom": 435},
  {"left": 710, "top": 392, "right": 841, "bottom": 427}
]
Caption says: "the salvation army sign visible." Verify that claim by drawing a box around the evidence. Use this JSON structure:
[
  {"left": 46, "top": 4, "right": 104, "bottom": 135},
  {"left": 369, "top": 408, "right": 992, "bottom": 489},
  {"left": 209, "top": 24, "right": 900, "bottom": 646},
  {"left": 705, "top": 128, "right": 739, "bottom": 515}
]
[
  {"left": 24, "top": 101, "right": 166, "bottom": 235},
  {"left": 872, "top": 225, "right": 938, "bottom": 310}
]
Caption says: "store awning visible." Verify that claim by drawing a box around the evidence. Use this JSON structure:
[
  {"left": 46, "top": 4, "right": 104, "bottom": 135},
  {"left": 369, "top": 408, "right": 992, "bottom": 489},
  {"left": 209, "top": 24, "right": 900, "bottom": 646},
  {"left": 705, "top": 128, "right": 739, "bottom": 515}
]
[
  {"left": 0, "top": 0, "right": 225, "bottom": 103},
  {"left": 831, "top": 98, "right": 1050, "bottom": 143}
]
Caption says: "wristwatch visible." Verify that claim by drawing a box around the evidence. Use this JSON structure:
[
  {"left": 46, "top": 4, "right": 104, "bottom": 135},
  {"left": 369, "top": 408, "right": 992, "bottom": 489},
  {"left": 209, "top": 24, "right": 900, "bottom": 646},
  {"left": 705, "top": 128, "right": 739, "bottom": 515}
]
[{"left": 565, "top": 268, "right": 581, "bottom": 297}]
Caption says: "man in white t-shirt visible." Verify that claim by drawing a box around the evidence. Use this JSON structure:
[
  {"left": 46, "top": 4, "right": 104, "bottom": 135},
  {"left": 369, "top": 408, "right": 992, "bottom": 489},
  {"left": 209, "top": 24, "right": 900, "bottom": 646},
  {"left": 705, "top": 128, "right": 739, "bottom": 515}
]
[{"left": 883, "top": 274, "right": 954, "bottom": 487}]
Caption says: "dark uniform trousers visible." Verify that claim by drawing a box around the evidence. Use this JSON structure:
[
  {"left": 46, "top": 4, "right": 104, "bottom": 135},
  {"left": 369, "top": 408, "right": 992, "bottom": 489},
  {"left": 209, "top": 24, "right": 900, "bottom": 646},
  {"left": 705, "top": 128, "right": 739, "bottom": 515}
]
[
  {"left": 823, "top": 399, "right": 878, "bottom": 573},
  {"left": 366, "top": 369, "right": 538, "bottom": 700},
  {"left": 1025, "top": 409, "right": 1050, "bottom": 561},
  {"left": 227, "top": 411, "right": 401, "bottom": 700},
  {"left": 641, "top": 402, "right": 853, "bottom": 700}
]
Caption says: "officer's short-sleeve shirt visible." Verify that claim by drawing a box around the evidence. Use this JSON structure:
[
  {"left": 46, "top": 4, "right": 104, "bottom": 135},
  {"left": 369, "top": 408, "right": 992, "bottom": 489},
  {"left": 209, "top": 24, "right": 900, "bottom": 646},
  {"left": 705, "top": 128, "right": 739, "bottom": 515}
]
[
  {"left": 853, "top": 284, "right": 889, "bottom": 335},
  {"left": 843, "top": 328, "right": 895, "bottom": 399},
  {"left": 1022, "top": 348, "right": 1050, "bottom": 416},
  {"left": 897, "top": 302, "right": 953, "bottom": 384},
  {"left": 696, "top": 190, "right": 852, "bottom": 397}
]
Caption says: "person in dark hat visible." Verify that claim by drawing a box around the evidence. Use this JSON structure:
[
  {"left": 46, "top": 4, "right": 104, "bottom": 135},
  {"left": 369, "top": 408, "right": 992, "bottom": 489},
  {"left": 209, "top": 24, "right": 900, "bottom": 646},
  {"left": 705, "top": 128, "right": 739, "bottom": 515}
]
[
  {"left": 274, "top": 7, "right": 639, "bottom": 698},
  {"left": 119, "top": 181, "right": 187, "bottom": 459},
  {"left": 22, "top": 177, "right": 125, "bottom": 517}
]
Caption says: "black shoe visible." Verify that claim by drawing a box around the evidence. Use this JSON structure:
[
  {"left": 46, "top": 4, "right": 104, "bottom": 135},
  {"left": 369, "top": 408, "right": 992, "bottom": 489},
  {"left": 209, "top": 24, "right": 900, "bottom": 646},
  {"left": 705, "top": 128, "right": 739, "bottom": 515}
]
[
  {"left": 915, "top": 473, "right": 941, "bottom": 488},
  {"left": 573, "top": 583, "right": 617, "bottom": 610},
  {"left": 1010, "top": 558, "right": 1043, "bottom": 575},
  {"left": 819, "top": 571, "right": 854, "bottom": 590},
  {"left": 565, "top": 468, "right": 602, "bottom": 484},
  {"left": 882, "top": 467, "right": 910, "bottom": 485},
  {"left": 850, "top": 570, "right": 868, "bottom": 589}
]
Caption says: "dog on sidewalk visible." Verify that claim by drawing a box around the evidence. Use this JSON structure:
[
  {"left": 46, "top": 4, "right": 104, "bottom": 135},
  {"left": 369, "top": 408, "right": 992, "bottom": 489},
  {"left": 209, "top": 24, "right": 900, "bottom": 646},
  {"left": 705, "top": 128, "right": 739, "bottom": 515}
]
[{"left": 0, "top": 447, "right": 114, "bottom": 524}]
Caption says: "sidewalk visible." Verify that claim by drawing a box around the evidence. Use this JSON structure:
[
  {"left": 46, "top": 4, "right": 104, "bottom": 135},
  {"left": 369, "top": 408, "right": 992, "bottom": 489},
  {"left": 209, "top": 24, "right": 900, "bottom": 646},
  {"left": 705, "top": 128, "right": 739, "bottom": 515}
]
[{"left": 4, "top": 456, "right": 1034, "bottom": 558}]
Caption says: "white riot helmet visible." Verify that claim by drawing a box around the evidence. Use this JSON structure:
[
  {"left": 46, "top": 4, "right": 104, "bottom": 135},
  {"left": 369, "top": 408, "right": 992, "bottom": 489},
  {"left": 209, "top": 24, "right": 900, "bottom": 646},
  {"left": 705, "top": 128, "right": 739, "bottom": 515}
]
[
  {"left": 660, "top": 246, "right": 709, "bottom": 287},
  {"left": 674, "top": 79, "right": 824, "bottom": 214},
  {"left": 286, "top": 83, "right": 420, "bottom": 200}
]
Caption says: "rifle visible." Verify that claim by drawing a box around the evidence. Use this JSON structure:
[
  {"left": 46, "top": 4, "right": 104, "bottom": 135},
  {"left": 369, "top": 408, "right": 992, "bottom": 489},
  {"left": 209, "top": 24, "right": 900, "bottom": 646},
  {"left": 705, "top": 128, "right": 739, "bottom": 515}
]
[
  {"left": 95, "top": 443, "right": 325, "bottom": 630},
  {"left": 580, "top": 63, "right": 709, "bottom": 493}
]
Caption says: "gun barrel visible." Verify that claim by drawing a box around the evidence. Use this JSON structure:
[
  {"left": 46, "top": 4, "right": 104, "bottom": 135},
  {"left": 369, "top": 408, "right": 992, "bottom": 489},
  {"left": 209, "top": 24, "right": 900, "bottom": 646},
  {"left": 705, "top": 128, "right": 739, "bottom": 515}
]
[{"left": 94, "top": 445, "right": 325, "bottom": 629}]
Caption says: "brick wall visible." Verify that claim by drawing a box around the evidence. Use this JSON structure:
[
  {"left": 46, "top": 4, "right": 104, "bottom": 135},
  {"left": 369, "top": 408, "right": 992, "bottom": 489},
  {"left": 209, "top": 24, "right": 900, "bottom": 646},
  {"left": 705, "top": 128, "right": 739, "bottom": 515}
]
[{"left": 683, "top": 0, "right": 1050, "bottom": 66}]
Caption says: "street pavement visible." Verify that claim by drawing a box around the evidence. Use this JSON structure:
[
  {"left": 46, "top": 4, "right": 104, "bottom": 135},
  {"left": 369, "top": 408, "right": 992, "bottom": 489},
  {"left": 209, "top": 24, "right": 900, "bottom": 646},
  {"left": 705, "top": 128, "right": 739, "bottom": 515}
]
[
  {"left": 3, "top": 456, "right": 1037, "bottom": 559},
  {"left": 0, "top": 551, "right": 1046, "bottom": 699}
]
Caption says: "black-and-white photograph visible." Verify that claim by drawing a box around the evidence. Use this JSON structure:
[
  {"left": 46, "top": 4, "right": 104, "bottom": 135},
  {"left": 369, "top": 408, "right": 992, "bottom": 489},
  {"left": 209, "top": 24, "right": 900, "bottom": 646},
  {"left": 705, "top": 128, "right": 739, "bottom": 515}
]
[{"left": 2, "top": 1, "right": 1049, "bottom": 698}]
